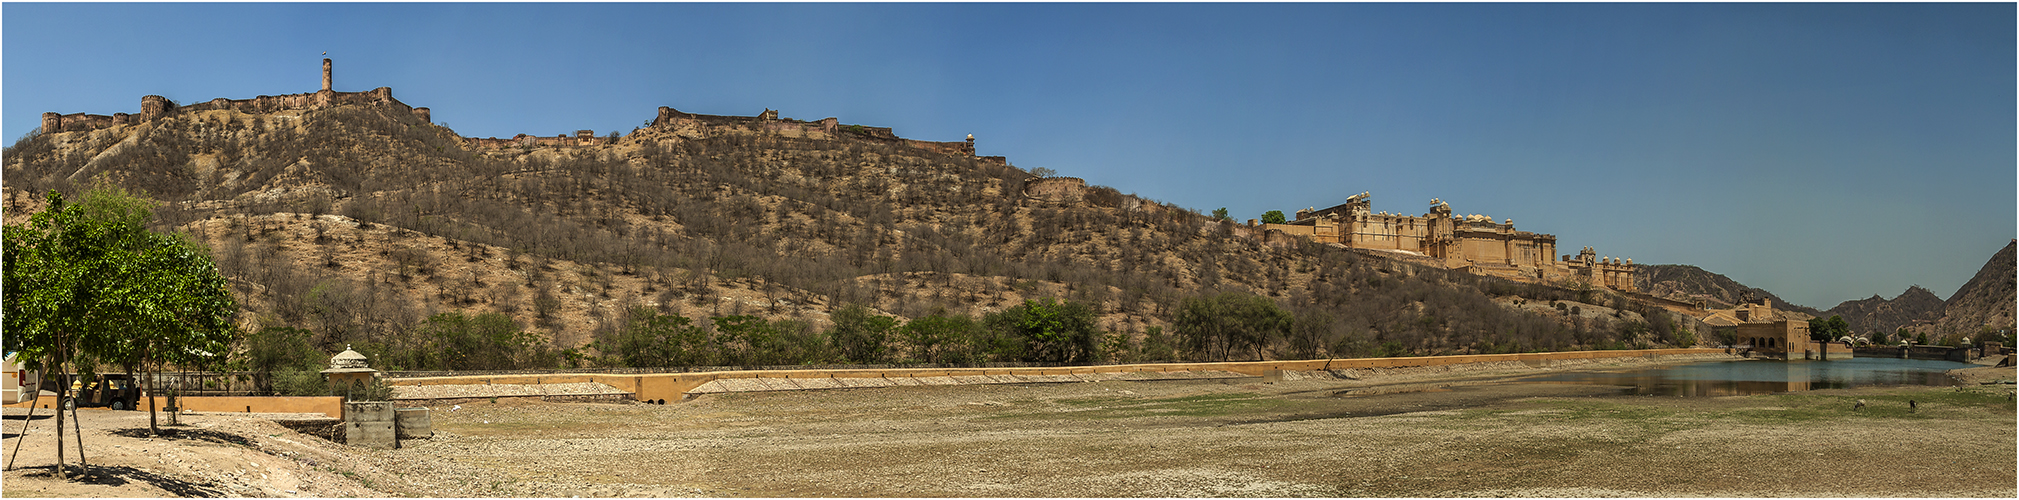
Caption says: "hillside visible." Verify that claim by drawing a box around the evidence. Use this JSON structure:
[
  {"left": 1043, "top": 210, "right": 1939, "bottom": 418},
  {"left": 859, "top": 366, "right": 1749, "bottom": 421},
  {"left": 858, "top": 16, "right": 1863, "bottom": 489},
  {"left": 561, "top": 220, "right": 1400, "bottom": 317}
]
[
  {"left": 1929, "top": 240, "right": 2017, "bottom": 339},
  {"left": 1634, "top": 264, "right": 1825, "bottom": 317},
  {"left": 6, "top": 96, "right": 1693, "bottom": 369},
  {"left": 1819, "top": 286, "right": 1945, "bottom": 337}
]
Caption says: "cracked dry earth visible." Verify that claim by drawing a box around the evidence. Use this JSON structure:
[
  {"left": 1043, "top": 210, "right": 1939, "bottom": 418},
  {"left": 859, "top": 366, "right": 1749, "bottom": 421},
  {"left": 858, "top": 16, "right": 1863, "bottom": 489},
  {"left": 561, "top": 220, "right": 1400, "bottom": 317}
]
[{"left": 4, "top": 359, "right": 2015, "bottom": 497}]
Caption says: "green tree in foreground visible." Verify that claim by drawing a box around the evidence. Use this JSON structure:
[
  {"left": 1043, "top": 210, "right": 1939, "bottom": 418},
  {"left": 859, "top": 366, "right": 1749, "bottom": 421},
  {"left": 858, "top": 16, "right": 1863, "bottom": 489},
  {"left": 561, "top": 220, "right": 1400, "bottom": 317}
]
[
  {"left": 1211, "top": 207, "right": 1232, "bottom": 222},
  {"left": 3, "top": 183, "right": 237, "bottom": 473},
  {"left": 1261, "top": 210, "right": 1288, "bottom": 224}
]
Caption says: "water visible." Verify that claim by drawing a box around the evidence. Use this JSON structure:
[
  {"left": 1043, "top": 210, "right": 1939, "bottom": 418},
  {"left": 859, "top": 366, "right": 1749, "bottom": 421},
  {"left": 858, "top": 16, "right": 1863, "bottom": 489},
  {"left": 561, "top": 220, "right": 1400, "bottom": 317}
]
[{"left": 1513, "top": 357, "right": 1980, "bottom": 397}]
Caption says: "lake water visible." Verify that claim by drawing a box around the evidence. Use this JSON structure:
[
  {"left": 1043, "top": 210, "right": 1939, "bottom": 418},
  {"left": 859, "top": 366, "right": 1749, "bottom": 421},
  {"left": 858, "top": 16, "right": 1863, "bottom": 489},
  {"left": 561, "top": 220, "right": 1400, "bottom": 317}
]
[{"left": 1513, "top": 357, "right": 1980, "bottom": 397}]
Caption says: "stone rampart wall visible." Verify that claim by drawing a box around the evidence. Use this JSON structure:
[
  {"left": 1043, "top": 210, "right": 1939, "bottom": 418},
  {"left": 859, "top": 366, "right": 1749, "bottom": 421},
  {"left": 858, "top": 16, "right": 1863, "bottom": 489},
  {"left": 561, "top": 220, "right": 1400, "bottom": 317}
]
[
  {"left": 1024, "top": 176, "right": 1087, "bottom": 204},
  {"left": 40, "top": 88, "right": 414, "bottom": 136}
]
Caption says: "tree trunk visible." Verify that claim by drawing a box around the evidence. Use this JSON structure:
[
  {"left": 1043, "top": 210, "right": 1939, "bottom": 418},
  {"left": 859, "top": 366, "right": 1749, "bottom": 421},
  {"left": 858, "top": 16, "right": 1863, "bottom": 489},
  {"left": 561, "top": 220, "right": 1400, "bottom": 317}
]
[
  {"left": 144, "top": 350, "right": 158, "bottom": 436},
  {"left": 52, "top": 332, "right": 67, "bottom": 480}
]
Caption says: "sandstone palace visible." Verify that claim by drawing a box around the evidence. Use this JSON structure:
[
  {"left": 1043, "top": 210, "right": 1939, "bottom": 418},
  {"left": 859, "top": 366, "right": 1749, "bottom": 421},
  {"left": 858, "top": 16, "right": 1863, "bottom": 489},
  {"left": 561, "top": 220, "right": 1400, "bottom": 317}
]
[{"left": 1249, "top": 192, "right": 1637, "bottom": 292}]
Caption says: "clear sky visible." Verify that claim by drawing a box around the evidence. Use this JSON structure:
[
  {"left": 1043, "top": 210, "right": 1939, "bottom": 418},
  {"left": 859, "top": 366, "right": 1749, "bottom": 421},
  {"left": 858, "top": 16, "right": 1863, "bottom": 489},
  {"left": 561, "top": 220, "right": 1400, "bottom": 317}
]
[{"left": 5, "top": 3, "right": 2013, "bottom": 311}]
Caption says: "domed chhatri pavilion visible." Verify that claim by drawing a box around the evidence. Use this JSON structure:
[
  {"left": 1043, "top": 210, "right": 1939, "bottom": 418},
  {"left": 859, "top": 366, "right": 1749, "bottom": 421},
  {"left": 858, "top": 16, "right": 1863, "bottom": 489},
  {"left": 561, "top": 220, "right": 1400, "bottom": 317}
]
[{"left": 319, "top": 345, "right": 379, "bottom": 390}]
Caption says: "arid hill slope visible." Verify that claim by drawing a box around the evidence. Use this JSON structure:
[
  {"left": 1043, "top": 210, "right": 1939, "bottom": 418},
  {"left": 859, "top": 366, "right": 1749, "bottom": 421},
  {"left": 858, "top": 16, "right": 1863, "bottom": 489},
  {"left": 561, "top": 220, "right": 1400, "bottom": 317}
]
[
  {"left": 1634, "top": 264, "right": 1825, "bottom": 316},
  {"left": 4, "top": 100, "right": 1697, "bottom": 366},
  {"left": 1821, "top": 286, "right": 1946, "bottom": 337},
  {"left": 1929, "top": 240, "right": 2017, "bottom": 339}
]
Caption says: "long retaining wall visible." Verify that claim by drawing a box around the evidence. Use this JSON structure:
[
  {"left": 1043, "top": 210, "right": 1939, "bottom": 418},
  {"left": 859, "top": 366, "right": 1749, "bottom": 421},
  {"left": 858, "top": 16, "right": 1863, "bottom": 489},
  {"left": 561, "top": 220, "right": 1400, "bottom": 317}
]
[
  {"left": 387, "top": 348, "right": 1730, "bottom": 403},
  {"left": 8, "top": 395, "right": 342, "bottom": 419}
]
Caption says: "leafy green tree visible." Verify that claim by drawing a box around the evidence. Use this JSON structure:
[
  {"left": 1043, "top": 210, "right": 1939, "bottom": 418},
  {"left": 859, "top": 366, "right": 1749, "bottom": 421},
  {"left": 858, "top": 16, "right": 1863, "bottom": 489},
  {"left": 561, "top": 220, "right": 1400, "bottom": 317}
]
[
  {"left": 1173, "top": 292, "right": 1293, "bottom": 361},
  {"left": 1808, "top": 315, "right": 1849, "bottom": 343},
  {"left": 3, "top": 184, "right": 237, "bottom": 468},
  {"left": 714, "top": 315, "right": 827, "bottom": 366},
  {"left": 1135, "top": 326, "right": 1178, "bottom": 362},
  {"left": 241, "top": 326, "right": 327, "bottom": 394},
  {"left": 827, "top": 304, "right": 898, "bottom": 364},
  {"left": 414, "top": 311, "right": 552, "bottom": 370},
  {"left": 242, "top": 326, "right": 325, "bottom": 374},
  {"left": 899, "top": 309, "right": 980, "bottom": 364},
  {"left": 592, "top": 306, "right": 710, "bottom": 368},
  {"left": 1261, "top": 210, "right": 1288, "bottom": 224},
  {"left": 1211, "top": 207, "right": 1232, "bottom": 222},
  {"left": 984, "top": 297, "right": 1099, "bottom": 364}
]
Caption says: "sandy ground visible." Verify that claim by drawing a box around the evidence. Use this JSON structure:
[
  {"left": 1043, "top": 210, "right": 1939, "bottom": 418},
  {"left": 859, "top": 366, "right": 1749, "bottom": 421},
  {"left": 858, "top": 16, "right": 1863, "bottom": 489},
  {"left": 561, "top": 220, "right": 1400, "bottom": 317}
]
[{"left": 4, "top": 355, "right": 2013, "bottom": 498}]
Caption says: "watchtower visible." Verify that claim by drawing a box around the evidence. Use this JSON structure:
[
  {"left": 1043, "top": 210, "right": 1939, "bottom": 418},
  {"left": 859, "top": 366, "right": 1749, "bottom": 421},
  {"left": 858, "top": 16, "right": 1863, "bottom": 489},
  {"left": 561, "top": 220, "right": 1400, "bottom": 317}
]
[{"left": 322, "top": 58, "right": 333, "bottom": 91}]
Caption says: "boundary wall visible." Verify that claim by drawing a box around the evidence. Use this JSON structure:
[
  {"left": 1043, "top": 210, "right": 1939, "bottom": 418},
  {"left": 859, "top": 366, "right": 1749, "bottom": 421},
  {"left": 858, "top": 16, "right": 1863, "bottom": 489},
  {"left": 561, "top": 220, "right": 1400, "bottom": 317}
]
[
  {"left": 8, "top": 395, "right": 342, "bottom": 419},
  {"left": 388, "top": 348, "right": 1730, "bottom": 403}
]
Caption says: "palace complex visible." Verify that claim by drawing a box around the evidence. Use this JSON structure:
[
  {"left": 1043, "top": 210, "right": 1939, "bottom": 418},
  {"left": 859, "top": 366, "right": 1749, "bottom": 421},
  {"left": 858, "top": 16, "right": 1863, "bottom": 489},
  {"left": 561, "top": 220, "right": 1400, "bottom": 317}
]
[{"left": 1253, "top": 192, "right": 1637, "bottom": 292}]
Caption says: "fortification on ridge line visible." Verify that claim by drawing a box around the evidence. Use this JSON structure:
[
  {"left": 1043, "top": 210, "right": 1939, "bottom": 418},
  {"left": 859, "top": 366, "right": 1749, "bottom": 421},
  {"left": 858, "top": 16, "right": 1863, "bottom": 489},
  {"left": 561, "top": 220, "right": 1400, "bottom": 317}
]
[{"left": 36, "top": 59, "right": 1005, "bottom": 166}]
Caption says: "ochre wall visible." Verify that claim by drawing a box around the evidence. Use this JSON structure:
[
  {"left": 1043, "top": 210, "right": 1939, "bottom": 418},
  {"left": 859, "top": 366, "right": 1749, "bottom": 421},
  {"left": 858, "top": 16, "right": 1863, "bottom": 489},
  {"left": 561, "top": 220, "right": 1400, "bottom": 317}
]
[
  {"left": 7, "top": 395, "right": 342, "bottom": 419},
  {"left": 140, "top": 396, "right": 344, "bottom": 419}
]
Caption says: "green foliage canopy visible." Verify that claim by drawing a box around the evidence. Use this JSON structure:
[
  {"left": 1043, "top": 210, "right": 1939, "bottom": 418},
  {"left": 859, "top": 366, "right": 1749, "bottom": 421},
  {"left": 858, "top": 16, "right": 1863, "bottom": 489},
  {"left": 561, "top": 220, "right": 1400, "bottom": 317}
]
[
  {"left": 3, "top": 185, "right": 237, "bottom": 375},
  {"left": 1808, "top": 315, "right": 1850, "bottom": 343},
  {"left": 1261, "top": 210, "right": 1287, "bottom": 224},
  {"left": 985, "top": 297, "right": 1099, "bottom": 364},
  {"left": 828, "top": 304, "right": 898, "bottom": 364},
  {"left": 899, "top": 309, "right": 982, "bottom": 364},
  {"left": 593, "top": 306, "right": 711, "bottom": 368}
]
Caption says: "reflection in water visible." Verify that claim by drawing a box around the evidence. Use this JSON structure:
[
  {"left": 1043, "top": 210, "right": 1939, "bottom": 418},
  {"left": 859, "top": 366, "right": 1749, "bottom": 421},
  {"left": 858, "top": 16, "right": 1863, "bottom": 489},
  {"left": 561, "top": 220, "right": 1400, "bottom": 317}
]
[{"left": 1515, "top": 357, "right": 1975, "bottom": 397}]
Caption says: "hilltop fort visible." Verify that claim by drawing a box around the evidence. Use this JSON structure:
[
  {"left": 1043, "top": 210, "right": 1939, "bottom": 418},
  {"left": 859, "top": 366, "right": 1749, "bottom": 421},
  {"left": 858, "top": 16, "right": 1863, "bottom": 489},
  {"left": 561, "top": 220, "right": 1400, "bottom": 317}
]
[{"left": 37, "top": 58, "right": 1008, "bottom": 165}]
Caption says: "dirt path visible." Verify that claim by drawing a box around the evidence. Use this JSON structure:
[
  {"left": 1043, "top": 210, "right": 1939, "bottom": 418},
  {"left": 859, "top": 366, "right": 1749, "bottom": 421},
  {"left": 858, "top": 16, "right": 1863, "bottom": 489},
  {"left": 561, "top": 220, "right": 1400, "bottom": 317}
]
[{"left": 5, "top": 355, "right": 2013, "bottom": 497}]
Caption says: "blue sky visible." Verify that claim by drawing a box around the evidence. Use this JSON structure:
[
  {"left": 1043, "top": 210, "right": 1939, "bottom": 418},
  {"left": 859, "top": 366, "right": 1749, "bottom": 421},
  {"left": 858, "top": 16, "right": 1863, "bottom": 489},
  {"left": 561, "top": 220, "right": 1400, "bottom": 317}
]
[{"left": 4, "top": 3, "right": 2013, "bottom": 311}]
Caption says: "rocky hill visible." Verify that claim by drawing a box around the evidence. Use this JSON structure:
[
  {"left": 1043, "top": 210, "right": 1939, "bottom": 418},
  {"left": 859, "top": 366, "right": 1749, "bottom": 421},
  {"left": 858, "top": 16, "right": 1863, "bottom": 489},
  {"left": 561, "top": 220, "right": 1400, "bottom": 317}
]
[
  {"left": 5, "top": 95, "right": 1695, "bottom": 368},
  {"left": 1634, "top": 264, "right": 1825, "bottom": 317},
  {"left": 1819, "top": 286, "right": 1945, "bottom": 337},
  {"left": 1928, "top": 240, "right": 2017, "bottom": 339}
]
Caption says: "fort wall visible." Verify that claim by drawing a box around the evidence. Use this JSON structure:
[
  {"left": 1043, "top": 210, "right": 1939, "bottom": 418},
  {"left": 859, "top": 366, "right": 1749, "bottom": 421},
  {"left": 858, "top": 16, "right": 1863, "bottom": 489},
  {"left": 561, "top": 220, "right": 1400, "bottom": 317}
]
[
  {"left": 39, "top": 87, "right": 419, "bottom": 136},
  {"left": 38, "top": 59, "right": 1011, "bottom": 166},
  {"left": 1023, "top": 176, "right": 1088, "bottom": 204},
  {"left": 637, "top": 106, "right": 1004, "bottom": 164}
]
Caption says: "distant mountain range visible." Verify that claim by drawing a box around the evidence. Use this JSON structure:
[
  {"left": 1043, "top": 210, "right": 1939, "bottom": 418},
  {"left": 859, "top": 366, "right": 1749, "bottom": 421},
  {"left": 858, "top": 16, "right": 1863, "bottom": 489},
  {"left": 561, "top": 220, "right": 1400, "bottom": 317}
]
[
  {"left": 1637, "top": 242, "right": 2016, "bottom": 338},
  {"left": 1635, "top": 264, "right": 1825, "bottom": 318},
  {"left": 1926, "top": 240, "right": 2017, "bottom": 338}
]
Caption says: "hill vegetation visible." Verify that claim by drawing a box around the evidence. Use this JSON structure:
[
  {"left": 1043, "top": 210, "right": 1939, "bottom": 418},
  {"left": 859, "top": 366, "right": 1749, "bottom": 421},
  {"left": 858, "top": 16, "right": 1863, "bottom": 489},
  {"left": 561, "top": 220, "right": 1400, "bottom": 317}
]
[{"left": 6, "top": 102, "right": 1701, "bottom": 374}]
